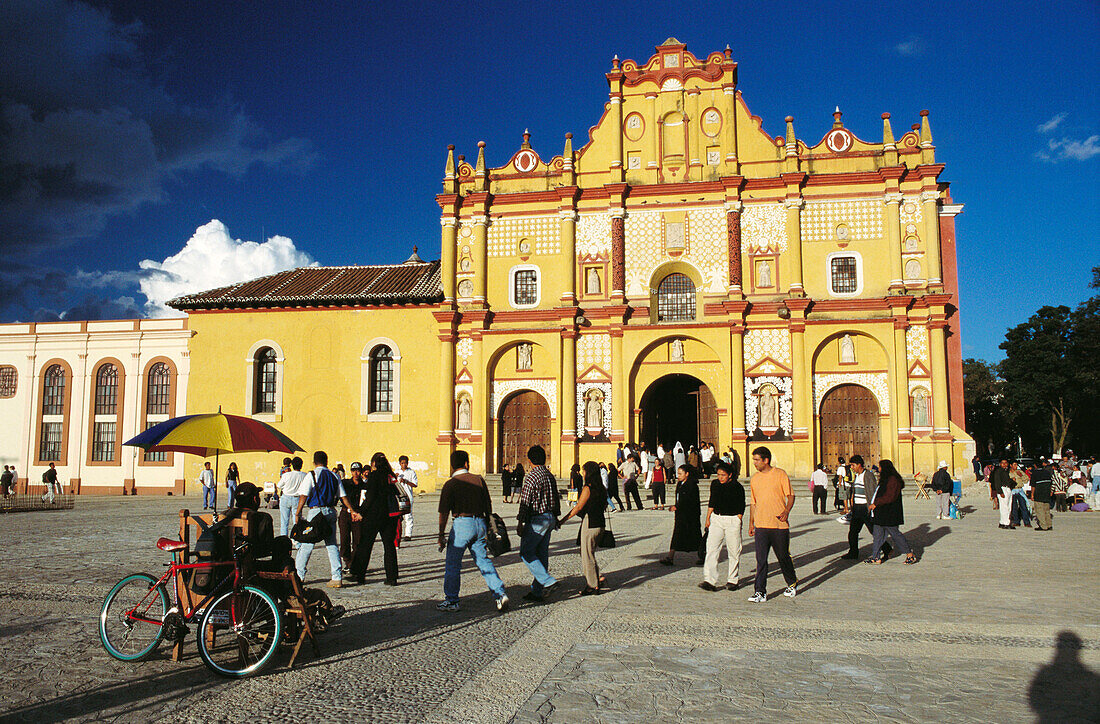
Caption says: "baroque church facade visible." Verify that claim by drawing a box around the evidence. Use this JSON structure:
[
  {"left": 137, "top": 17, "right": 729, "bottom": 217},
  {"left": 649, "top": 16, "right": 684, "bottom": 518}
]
[
  {"left": 170, "top": 39, "right": 972, "bottom": 491},
  {"left": 0, "top": 40, "right": 973, "bottom": 494}
]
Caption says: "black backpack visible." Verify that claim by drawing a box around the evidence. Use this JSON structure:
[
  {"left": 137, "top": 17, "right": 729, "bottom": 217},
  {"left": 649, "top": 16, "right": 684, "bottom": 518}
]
[{"left": 186, "top": 516, "right": 231, "bottom": 595}]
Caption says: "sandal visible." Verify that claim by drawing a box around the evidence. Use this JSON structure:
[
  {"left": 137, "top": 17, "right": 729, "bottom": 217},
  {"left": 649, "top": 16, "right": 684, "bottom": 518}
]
[
  {"left": 904, "top": 555, "right": 918, "bottom": 565},
  {"left": 864, "top": 558, "right": 883, "bottom": 565}
]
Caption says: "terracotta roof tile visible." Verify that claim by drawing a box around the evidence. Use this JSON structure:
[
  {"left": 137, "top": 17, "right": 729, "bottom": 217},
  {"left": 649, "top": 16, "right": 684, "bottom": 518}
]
[{"left": 167, "top": 261, "right": 442, "bottom": 311}]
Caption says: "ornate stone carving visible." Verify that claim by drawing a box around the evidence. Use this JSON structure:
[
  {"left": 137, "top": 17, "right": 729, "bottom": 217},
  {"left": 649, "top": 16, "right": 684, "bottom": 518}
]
[
  {"left": 800, "top": 199, "right": 883, "bottom": 243},
  {"left": 611, "top": 215, "right": 625, "bottom": 292},
  {"left": 727, "top": 210, "right": 742, "bottom": 285},
  {"left": 491, "top": 379, "right": 557, "bottom": 420},
  {"left": 575, "top": 382, "right": 612, "bottom": 437},
  {"left": 745, "top": 376, "right": 793, "bottom": 434},
  {"left": 487, "top": 215, "right": 559, "bottom": 258},
  {"left": 813, "top": 373, "right": 891, "bottom": 414},
  {"left": 741, "top": 203, "right": 787, "bottom": 252},
  {"left": 744, "top": 328, "right": 792, "bottom": 368},
  {"left": 576, "top": 333, "right": 611, "bottom": 373},
  {"left": 906, "top": 325, "right": 929, "bottom": 362}
]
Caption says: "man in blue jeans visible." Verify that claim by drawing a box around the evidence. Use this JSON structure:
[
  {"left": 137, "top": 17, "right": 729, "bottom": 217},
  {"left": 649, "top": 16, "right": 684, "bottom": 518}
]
[
  {"left": 295, "top": 450, "right": 360, "bottom": 589},
  {"left": 516, "top": 445, "right": 561, "bottom": 602},
  {"left": 437, "top": 449, "right": 508, "bottom": 612}
]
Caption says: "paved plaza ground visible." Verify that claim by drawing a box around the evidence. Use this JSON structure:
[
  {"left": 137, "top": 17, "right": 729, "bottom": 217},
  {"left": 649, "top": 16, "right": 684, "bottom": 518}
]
[{"left": 1, "top": 486, "right": 1097, "bottom": 723}]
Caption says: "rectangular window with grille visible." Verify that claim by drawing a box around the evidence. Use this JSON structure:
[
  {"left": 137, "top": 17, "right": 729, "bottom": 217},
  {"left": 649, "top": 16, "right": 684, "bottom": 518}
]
[
  {"left": 371, "top": 359, "right": 393, "bottom": 413},
  {"left": 830, "top": 256, "right": 858, "bottom": 294},
  {"left": 92, "top": 421, "right": 116, "bottom": 462},
  {"left": 143, "top": 421, "right": 167, "bottom": 462},
  {"left": 256, "top": 361, "right": 277, "bottom": 413},
  {"left": 146, "top": 365, "right": 171, "bottom": 415},
  {"left": 39, "top": 422, "right": 63, "bottom": 461},
  {"left": 0, "top": 366, "right": 16, "bottom": 398},
  {"left": 513, "top": 269, "right": 538, "bottom": 305}
]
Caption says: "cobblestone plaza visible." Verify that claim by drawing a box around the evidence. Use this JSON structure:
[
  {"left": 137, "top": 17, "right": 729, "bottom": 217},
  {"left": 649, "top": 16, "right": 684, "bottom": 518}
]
[{"left": 2, "top": 490, "right": 1097, "bottom": 723}]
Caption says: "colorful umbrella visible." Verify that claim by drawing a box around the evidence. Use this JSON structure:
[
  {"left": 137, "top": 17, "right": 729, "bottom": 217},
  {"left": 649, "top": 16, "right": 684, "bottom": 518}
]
[{"left": 123, "top": 409, "right": 303, "bottom": 485}]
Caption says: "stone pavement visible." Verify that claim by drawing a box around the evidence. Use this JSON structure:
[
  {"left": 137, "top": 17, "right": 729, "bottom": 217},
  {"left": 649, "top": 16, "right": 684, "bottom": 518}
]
[{"left": 1, "top": 488, "right": 1097, "bottom": 723}]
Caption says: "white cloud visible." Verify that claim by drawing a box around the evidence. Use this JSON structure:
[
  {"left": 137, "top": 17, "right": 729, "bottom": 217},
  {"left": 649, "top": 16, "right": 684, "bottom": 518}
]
[
  {"left": 1037, "top": 113, "right": 1067, "bottom": 133},
  {"left": 1039, "top": 135, "right": 1100, "bottom": 162},
  {"left": 894, "top": 36, "right": 924, "bottom": 57},
  {"left": 137, "top": 220, "right": 316, "bottom": 316}
]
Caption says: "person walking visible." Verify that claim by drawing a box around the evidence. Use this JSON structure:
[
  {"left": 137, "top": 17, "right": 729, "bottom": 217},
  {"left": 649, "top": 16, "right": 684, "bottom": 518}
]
[
  {"left": 349, "top": 452, "right": 401, "bottom": 586},
  {"left": 516, "top": 445, "right": 560, "bottom": 602},
  {"left": 931, "top": 460, "right": 953, "bottom": 520},
  {"left": 397, "top": 455, "right": 418, "bottom": 541},
  {"left": 339, "top": 461, "right": 365, "bottom": 574},
  {"left": 1009, "top": 461, "right": 1032, "bottom": 528},
  {"left": 606, "top": 463, "right": 625, "bottom": 512},
  {"left": 225, "top": 461, "right": 240, "bottom": 509},
  {"left": 41, "top": 463, "right": 62, "bottom": 504},
  {"left": 651, "top": 460, "right": 667, "bottom": 510},
  {"left": 620, "top": 454, "right": 643, "bottom": 510},
  {"left": 1, "top": 465, "right": 12, "bottom": 499},
  {"left": 699, "top": 461, "right": 745, "bottom": 591},
  {"left": 277, "top": 456, "right": 309, "bottom": 541},
  {"left": 1029, "top": 460, "right": 1054, "bottom": 531},
  {"left": 501, "top": 463, "right": 515, "bottom": 504},
  {"left": 673, "top": 442, "right": 686, "bottom": 471},
  {"left": 834, "top": 456, "right": 850, "bottom": 512},
  {"left": 557, "top": 461, "right": 607, "bottom": 595},
  {"left": 437, "top": 449, "right": 508, "bottom": 612},
  {"left": 199, "top": 461, "right": 216, "bottom": 510},
  {"left": 1052, "top": 464, "right": 1070, "bottom": 513},
  {"left": 295, "top": 450, "right": 361, "bottom": 588},
  {"left": 658, "top": 465, "right": 702, "bottom": 566},
  {"left": 810, "top": 463, "right": 829, "bottom": 515},
  {"left": 841, "top": 455, "right": 889, "bottom": 561},
  {"left": 866, "top": 459, "right": 917, "bottom": 564},
  {"left": 747, "top": 447, "right": 797, "bottom": 602}
]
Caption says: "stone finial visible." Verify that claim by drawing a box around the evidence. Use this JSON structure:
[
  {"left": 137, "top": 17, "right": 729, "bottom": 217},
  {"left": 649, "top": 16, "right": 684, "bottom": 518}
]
[
  {"left": 563, "top": 132, "right": 575, "bottom": 183},
  {"left": 783, "top": 116, "right": 798, "bottom": 171},
  {"left": 474, "top": 141, "right": 487, "bottom": 191},
  {"left": 919, "top": 109, "right": 935, "bottom": 163},
  {"left": 612, "top": 54, "right": 620, "bottom": 70},
  {"left": 725, "top": 44, "right": 732, "bottom": 59},
  {"left": 403, "top": 245, "right": 424, "bottom": 264},
  {"left": 521, "top": 128, "right": 531, "bottom": 149},
  {"left": 443, "top": 144, "right": 457, "bottom": 192},
  {"left": 833, "top": 106, "right": 843, "bottom": 129},
  {"left": 882, "top": 113, "right": 897, "bottom": 164}
]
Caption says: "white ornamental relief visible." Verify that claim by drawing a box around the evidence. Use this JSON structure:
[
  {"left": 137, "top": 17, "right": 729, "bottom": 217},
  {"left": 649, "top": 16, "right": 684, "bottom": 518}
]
[
  {"left": 456, "top": 337, "right": 473, "bottom": 364},
  {"left": 576, "top": 333, "right": 611, "bottom": 373},
  {"left": 801, "top": 199, "right": 884, "bottom": 243},
  {"left": 744, "top": 328, "right": 792, "bottom": 368},
  {"left": 624, "top": 211, "right": 664, "bottom": 296},
  {"left": 741, "top": 203, "right": 787, "bottom": 253},
  {"left": 744, "top": 376, "right": 794, "bottom": 434},
  {"left": 905, "top": 325, "right": 929, "bottom": 362},
  {"left": 576, "top": 213, "right": 611, "bottom": 258},
  {"left": 491, "top": 379, "right": 557, "bottom": 420},
  {"left": 900, "top": 196, "right": 924, "bottom": 229},
  {"left": 487, "top": 215, "right": 560, "bottom": 258},
  {"left": 624, "top": 207, "right": 728, "bottom": 298},
  {"left": 813, "top": 373, "right": 891, "bottom": 415},
  {"left": 576, "top": 382, "right": 612, "bottom": 437}
]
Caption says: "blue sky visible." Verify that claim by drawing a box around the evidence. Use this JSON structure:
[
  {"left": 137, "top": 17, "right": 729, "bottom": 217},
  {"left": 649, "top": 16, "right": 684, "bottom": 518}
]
[{"left": 1, "top": 0, "right": 1097, "bottom": 362}]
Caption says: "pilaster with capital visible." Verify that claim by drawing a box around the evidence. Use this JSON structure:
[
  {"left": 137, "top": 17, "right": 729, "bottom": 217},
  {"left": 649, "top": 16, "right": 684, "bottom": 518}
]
[
  {"left": 726, "top": 202, "right": 742, "bottom": 291},
  {"left": 560, "top": 328, "right": 577, "bottom": 439},
  {"left": 610, "top": 327, "right": 625, "bottom": 441},
  {"left": 558, "top": 189, "right": 579, "bottom": 304},
  {"left": 783, "top": 195, "right": 805, "bottom": 294},
  {"left": 929, "top": 319, "right": 951, "bottom": 438},
  {"left": 884, "top": 193, "right": 905, "bottom": 291},
  {"left": 439, "top": 215, "right": 458, "bottom": 302},
  {"left": 610, "top": 209, "right": 626, "bottom": 299},
  {"left": 921, "top": 190, "right": 943, "bottom": 288},
  {"left": 729, "top": 322, "right": 747, "bottom": 441},
  {"left": 471, "top": 214, "right": 489, "bottom": 303}
]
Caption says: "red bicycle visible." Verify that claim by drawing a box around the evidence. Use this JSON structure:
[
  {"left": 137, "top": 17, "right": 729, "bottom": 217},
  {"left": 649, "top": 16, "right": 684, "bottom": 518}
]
[{"left": 98, "top": 536, "right": 283, "bottom": 677}]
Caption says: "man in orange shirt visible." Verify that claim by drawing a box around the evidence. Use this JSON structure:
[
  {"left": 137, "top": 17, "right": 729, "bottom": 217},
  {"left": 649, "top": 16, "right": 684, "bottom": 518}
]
[{"left": 747, "top": 446, "right": 797, "bottom": 602}]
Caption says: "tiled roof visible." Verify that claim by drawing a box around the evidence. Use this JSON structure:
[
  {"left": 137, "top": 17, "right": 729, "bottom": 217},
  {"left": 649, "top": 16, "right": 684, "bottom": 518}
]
[{"left": 167, "top": 261, "right": 443, "bottom": 311}]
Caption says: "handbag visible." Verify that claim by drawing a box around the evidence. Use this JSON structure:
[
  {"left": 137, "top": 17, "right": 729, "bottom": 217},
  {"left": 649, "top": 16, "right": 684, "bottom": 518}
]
[
  {"left": 290, "top": 513, "right": 331, "bottom": 544},
  {"left": 598, "top": 516, "right": 616, "bottom": 548},
  {"left": 485, "top": 512, "right": 512, "bottom": 556},
  {"left": 387, "top": 477, "right": 411, "bottom": 517}
]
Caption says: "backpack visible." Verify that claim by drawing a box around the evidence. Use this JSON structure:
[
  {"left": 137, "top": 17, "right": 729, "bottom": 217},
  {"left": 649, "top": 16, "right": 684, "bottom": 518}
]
[{"left": 186, "top": 516, "right": 231, "bottom": 595}]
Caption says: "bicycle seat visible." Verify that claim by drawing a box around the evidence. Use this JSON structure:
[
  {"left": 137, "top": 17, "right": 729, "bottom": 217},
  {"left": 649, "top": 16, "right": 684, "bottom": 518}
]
[{"left": 156, "top": 537, "right": 188, "bottom": 553}]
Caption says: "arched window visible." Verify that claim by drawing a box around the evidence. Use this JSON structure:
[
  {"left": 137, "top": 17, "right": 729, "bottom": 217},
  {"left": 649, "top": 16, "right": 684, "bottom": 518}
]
[
  {"left": 146, "top": 362, "right": 171, "bottom": 415},
  {"left": 94, "top": 364, "right": 118, "bottom": 415},
  {"left": 42, "top": 364, "right": 65, "bottom": 415},
  {"left": 39, "top": 364, "right": 66, "bottom": 462},
  {"left": 254, "top": 347, "right": 278, "bottom": 414},
  {"left": 657, "top": 273, "right": 696, "bottom": 322},
  {"left": 90, "top": 363, "right": 120, "bottom": 462},
  {"left": 369, "top": 346, "right": 394, "bottom": 413}
]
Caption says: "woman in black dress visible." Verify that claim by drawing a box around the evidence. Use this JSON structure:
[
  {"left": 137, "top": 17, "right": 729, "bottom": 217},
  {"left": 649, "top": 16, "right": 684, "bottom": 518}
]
[
  {"left": 606, "top": 463, "right": 624, "bottom": 511},
  {"left": 349, "top": 452, "right": 401, "bottom": 585},
  {"left": 501, "top": 464, "right": 514, "bottom": 503},
  {"left": 658, "top": 464, "right": 702, "bottom": 566},
  {"left": 512, "top": 463, "right": 526, "bottom": 503}
]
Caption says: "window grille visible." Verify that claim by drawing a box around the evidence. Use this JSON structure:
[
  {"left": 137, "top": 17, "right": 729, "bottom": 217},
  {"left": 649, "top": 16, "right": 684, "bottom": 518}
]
[
  {"left": 513, "top": 270, "right": 538, "bottom": 305},
  {"left": 39, "top": 422, "right": 63, "bottom": 461},
  {"left": 370, "top": 346, "right": 394, "bottom": 413},
  {"left": 92, "top": 421, "right": 116, "bottom": 462},
  {"left": 657, "top": 273, "right": 696, "bottom": 321},
  {"left": 94, "top": 364, "right": 118, "bottom": 415},
  {"left": 42, "top": 365, "right": 65, "bottom": 415},
  {"left": 146, "top": 363, "right": 171, "bottom": 415},
  {"left": 0, "top": 366, "right": 16, "bottom": 398},
  {"left": 830, "top": 256, "right": 858, "bottom": 294},
  {"left": 254, "top": 348, "right": 277, "bottom": 413}
]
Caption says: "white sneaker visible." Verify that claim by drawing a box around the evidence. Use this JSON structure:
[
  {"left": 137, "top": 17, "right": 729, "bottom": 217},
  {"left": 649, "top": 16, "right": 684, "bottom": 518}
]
[
  {"left": 495, "top": 594, "right": 509, "bottom": 612},
  {"left": 747, "top": 592, "right": 766, "bottom": 603},
  {"left": 783, "top": 584, "right": 797, "bottom": 598}
]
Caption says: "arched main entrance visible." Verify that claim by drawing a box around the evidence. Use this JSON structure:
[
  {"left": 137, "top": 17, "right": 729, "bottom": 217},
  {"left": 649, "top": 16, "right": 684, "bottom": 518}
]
[
  {"left": 639, "top": 374, "right": 717, "bottom": 452},
  {"left": 497, "top": 390, "right": 551, "bottom": 472},
  {"left": 819, "top": 384, "right": 881, "bottom": 466}
]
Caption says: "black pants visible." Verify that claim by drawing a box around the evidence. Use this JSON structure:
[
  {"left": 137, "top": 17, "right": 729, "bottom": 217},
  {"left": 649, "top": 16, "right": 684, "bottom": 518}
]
[
  {"left": 351, "top": 516, "right": 399, "bottom": 582},
  {"left": 339, "top": 506, "right": 361, "bottom": 569},
  {"left": 652, "top": 482, "right": 666, "bottom": 506},
  {"left": 753, "top": 527, "right": 797, "bottom": 595},
  {"left": 812, "top": 486, "right": 828, "bottom": 514},
  {"left": 624, "top": 481, "right": 643, "bottom": 510},
  {"left": 833, "top": 486, "right": 843, "bottom": 510},
  {"left": 848, "top": 504, "right": 890, "bottom": 557},
  {"left": 1054, "top": 493, "right": 1068, "bottom": 513}
]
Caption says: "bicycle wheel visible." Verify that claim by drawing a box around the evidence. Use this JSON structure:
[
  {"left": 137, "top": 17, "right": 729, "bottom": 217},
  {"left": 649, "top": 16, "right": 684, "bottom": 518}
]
[
  {"left": 196, "top": 585, "right": 282, "bottom": 677},
  {"left": 99, "top": 573, "right": 168, "bottom": 661}
]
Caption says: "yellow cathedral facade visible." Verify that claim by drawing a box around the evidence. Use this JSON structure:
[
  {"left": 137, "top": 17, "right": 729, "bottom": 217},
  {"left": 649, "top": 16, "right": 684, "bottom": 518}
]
[{"left": 167, "top": 39, "right": 973, "bottom": 492}]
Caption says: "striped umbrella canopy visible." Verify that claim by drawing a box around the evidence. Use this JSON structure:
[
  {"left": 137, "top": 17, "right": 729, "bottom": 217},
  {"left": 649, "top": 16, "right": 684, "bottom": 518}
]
[{"left": 123, "top": 411, "right": 303, "bottom": 457}]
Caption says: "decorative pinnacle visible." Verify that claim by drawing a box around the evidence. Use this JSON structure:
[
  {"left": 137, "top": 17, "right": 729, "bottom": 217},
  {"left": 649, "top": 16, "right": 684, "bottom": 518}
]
[
  {"left": 612, "top": 54, "right": 620, "bottom": 70},
  {"left": 833, "top": 107, "right": 843, "bottom": 128},
  {"left": 521, "top": 128, "right": 531, "bottom": 149}
]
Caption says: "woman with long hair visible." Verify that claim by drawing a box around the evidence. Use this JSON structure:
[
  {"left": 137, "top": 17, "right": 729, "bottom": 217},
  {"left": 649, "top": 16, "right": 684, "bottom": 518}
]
[
  {"left": 606, "top": 463, "right": 624, "bottom": 511},
  {"left": 225, "top": 462, "right": 240, "bottom": 508},
  {"left": 512, "top": 463, "right": 526, "bottom": 503},
  {"left": 558, "top": 461, "right": 608, "bottom": 595},
  {"left": 867, "top": 459, "right": 917, "bottom": 565},
  {"left": 349, "top": 451, "right": 402, "bottom": 585},
  {"left": 658, "top": 464, "right": 702, "bottom": 566},
  {"left": 501, "top": 463, "right": 514, "bottom": 504}
]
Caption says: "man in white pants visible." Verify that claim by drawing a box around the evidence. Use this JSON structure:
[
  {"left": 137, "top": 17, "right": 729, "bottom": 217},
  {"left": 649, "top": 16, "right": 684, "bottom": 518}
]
[
  {"left": 397, "top": 455, "right": 418, "bottom": 540},
  {"left": 699, "top": 461, "right": 745, "bottom": 591}
]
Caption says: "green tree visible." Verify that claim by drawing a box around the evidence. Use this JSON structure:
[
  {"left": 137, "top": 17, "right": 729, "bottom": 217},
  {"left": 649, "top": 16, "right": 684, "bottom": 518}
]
[{"left": 962, "top": 358, "right": 1007, "bottom": 456}]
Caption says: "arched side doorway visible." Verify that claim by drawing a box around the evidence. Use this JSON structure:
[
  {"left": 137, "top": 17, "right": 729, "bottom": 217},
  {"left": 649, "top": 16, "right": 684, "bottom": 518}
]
[
  {"left": 497, "top": 390, "right": 551, "bottom": 472},
  {"left": 819, "top": 384, "right": 881, "bottom": 466},
  {"left": 639, "top": 374, "right": 717, "bottom": 452}
]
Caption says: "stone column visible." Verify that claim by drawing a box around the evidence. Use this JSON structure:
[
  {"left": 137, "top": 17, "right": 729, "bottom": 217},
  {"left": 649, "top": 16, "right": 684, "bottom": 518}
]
[
  {"left": 435, "top": 328, "right": 456, "bottom": 483},
  {"left": 726, "top": 202, "right": 742, "bottom": 292},
  {"left": 646, "top": 92, "right": 659, "bottom": 171},
  {"left": 472, "top": 215, "right": 488, "bottom": 304},
  {"left": 921, "top": 190, "right": 943, "bottom": 288},
  {"left": 729, "top": 324, "right": 746, "bottom": 443},
  {"left": 687, "top": 89, "right": 700, "bottom": 179},
  {"left": 610, "top": 210, "right": 625, "bottom": 300},
  {"left": 884, "top": 193, "right": 905, "bottom": 291},
  {"left": 784, "top": 197, "right": 805, "bottom": 294},
  {"left": 440, "top": 217, "right": 458, "bottom": 302},
  {"left": 723, "top": 82, "right": 737, "bottom": 167},
  {"left": 892, "top": 318, "right": 913, "bottom": 472},
  {"left": 561, "top": 330, "right": 577, "bottom": 439},
  {"left": 929, "top": 321, "right": 950, "bottom": 437},
  {"left": 559, "top": 209, "right": 577, "bottom": 304},
  {"left": 611, "top": 328, "right": 625, "bottom": 442}
]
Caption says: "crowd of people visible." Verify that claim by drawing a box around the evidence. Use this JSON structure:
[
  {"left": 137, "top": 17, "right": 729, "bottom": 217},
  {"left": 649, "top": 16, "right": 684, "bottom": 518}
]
[{"left": 984, "top": 454, "right": 1100, "bottom": 531}]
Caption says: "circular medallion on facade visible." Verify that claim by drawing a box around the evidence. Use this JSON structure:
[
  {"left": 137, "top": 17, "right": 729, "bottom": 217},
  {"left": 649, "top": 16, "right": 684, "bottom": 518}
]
[
  {"left": 905, "top": 223, "right": 917, "bottom": 234},
  {"left": 835, "top": 223, "right": 850, "bottom": 240},
  {"left": 825, "top": 128, "right": 853, "bottom": 153},
  {"left": 460, "top": 257, "right": 471, "bottom": 272},
  {"left": 457, "top": 279, "right": 474, "bottom": 297},
  {"left": 513, "top": 149, "right": 538, "bottom": 173},
  {"left": 904, "top": 259, "right": 922, "bottom": 280},
  {"left": 623, "top": 112, "right": 645, "bottom": 142},
  {"left": 518, "top": 239, "right": 531, "bottom": 255},
  {"left": 903, "top": 202, "right": 916, "bottom": 214},
  {"left": 460, "top": 226, "right": 472, "bottom": 238},
  {"left": 700, "top": 108, "right": 722, "bottom": 138},
  {"left": 461, "top": 245, "right": 470, "bottom": 255}
]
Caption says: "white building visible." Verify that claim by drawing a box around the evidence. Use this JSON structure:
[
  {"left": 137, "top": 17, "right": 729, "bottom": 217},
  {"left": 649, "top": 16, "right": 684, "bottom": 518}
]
[{"left": 0, "top": 318, "right": 190, "bottom": 495}]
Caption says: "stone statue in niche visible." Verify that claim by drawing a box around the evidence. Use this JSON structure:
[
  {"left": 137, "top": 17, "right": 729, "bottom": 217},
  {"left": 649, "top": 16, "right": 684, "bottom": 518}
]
[
  {"left": 904, "top": 236, "right": 919, "bottom": 252},
  {"left": 460, "top": 257, "right": 471, "bottom": 272},
  {"left": 516, "top": 343, "right": 532, "bottom": 371},
  {"left": 586, "top": 267, "right": 601, "bottom": 295},
  {"left": 456, "top": 396, "right": 472, "bottom": 431},
  {"left": 758, "top": 384, "right": 779, "bottom": 429},
  {"left": 758, "top": 261, "right": 772, "bottom": 288},
  {"left": 905, "top": 259, "right": 922, "bottom": 280},
  {"left": 585, "top": 390, "right": 604, "bottom": 430},
  {"left": 840, "top": 334, "right": 856, "bottom": 364},
  {"left": 670, "top": 339, "right": 684, "bottom": 362},
  {"left": 912, "top": 389, "right": 930, "bottom": 428}
]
